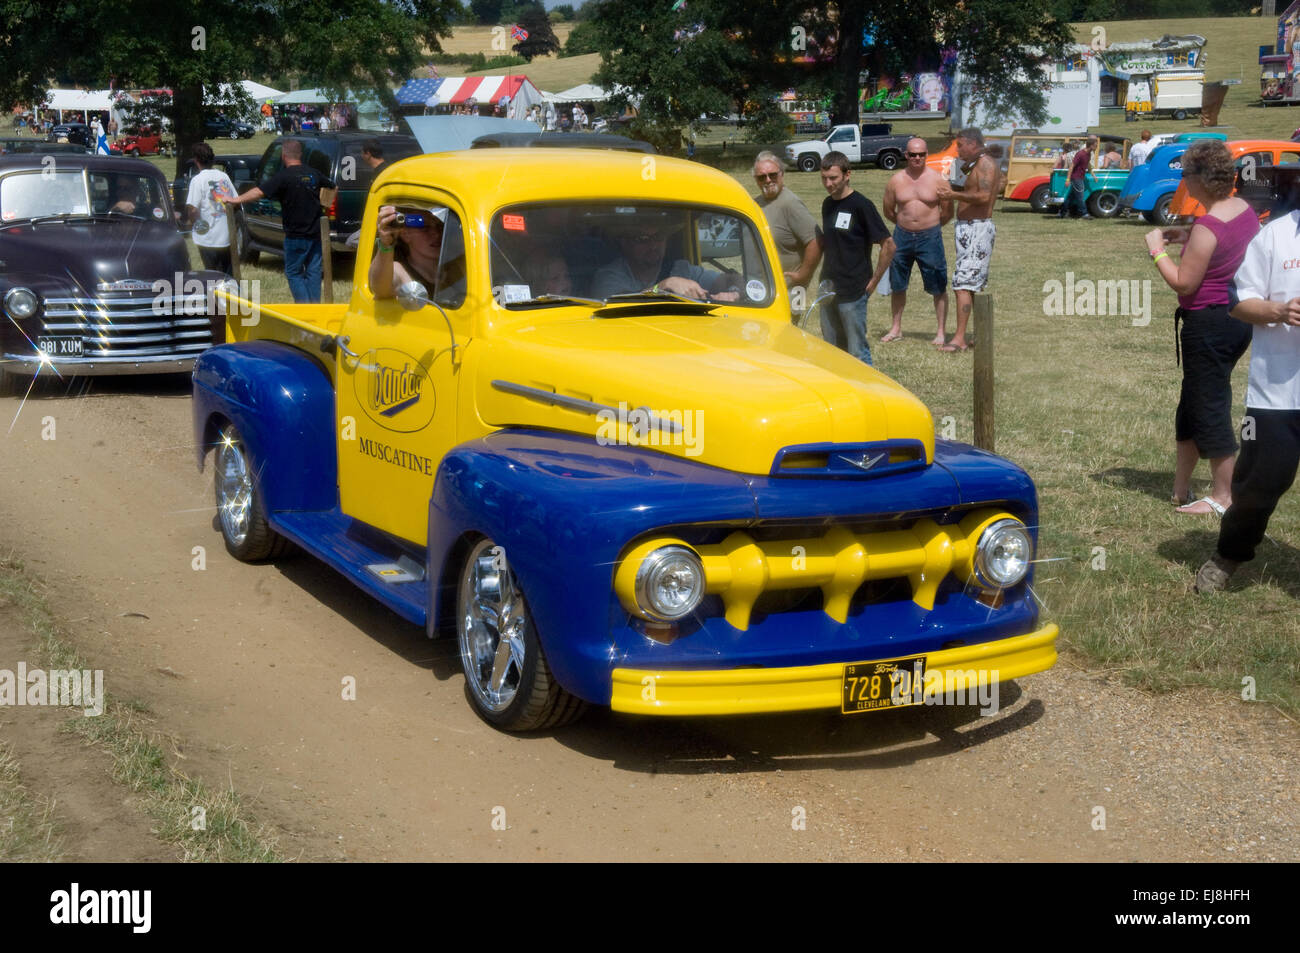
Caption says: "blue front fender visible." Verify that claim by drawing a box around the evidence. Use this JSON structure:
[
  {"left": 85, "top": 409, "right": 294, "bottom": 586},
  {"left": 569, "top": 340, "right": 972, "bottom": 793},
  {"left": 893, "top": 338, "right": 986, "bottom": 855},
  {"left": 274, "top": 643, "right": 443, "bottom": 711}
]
[{"left": 192, "top": 341, "right": 338, "bottom": 513}]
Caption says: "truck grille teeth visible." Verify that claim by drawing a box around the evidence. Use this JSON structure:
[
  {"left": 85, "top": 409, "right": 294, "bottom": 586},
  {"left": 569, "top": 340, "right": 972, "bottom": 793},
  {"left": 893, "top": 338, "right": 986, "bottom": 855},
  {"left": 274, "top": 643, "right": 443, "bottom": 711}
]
[
  {"left": 697, "top": 520, "right": 976, "bottom": 629},
  {"left": 38, "top": 295, "right": 215, "bottom": 359},
  {"left": 615, "top": 509, "right": 1021, "bottom": 631}
]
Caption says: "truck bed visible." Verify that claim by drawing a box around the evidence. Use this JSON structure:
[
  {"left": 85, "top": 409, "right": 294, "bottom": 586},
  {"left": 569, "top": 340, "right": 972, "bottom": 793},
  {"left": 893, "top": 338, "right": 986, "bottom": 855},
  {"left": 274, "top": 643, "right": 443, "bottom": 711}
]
[{"left": 221, "top": 294, "right": 347, "bottom": 350}]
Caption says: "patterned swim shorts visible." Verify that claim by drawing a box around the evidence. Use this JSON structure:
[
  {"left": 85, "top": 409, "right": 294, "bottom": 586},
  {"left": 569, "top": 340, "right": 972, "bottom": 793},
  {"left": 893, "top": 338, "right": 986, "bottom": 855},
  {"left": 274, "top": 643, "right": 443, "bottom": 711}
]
[{"left": 953, "top": 219, "right": 996, "bottom": 292}]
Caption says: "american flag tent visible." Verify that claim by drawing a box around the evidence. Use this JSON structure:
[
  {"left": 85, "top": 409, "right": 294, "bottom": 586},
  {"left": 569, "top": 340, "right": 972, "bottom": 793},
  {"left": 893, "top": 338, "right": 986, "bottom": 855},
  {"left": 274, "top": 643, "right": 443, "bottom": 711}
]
[{"left": 393, "top": 75, "right": 542, "bottom": 110}]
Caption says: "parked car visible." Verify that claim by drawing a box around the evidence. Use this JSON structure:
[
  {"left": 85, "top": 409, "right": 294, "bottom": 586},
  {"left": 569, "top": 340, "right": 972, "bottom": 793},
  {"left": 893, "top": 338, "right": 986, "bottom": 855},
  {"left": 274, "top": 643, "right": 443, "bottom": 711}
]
[
  {"left": 194, "top": 148, "right": 1059, "bottom": 731},
  {"left": 48, "top": 123, "right": 92, "bottom": 148},
  {"left": 1043, "top": 136, "right": 1133, "bottom": 218},
  {"left": 1008, "top": 134, "right": 1129, "bottom": 214},
  {"left": 0, "top": 155, "right": 224, "bottom": 392},
  {"left": 471, "top": 131, "right": 656, "bottom": 153},
  {"left": 171, "top": 153, "right": 260, "bottom": 223},
  {"left": 204, "top": 117, "right": 257, "bottom": 140},
  {"left": 236, "top": 132, "right": 422, "bottom": 260},
  {"left": 0, "top": 138, "right": 89, "bottom": 156},
  {"left": 110, "top": 128, "right": 164, "bottom": 156},
  {"left": 1167, "top": 139, "right": 1300, "bottom": 220},
  {"left": 785, "top": 122, "right": 916, "bottom": 172},
  {"left": 1118, "top": 133, "right": 1227, "bottom": 225}
]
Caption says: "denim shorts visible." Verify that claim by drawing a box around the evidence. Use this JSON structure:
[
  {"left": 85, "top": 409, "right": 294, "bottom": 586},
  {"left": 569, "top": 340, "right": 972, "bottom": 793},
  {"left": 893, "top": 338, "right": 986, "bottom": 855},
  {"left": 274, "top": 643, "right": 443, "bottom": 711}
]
[{"left": 888, "top": 224, "right": 948, "bottom": 295}]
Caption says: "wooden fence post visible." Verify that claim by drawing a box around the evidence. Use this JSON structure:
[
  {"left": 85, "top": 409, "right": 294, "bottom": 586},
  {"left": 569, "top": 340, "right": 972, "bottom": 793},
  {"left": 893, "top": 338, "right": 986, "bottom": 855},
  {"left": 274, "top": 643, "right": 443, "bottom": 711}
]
[
  {"left": 225, "top": 205, "right": 241, "bottom": 283},
  {"left": 973, "top": 293, "right": 994, "bottom": 452},
  {"left": 319, "top": 214, "right": 333, "bottom": 304}
]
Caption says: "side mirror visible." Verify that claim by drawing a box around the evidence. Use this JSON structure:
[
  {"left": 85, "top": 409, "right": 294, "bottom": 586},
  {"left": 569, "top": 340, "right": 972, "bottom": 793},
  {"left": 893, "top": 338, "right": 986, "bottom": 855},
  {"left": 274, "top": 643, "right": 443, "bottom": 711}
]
[{"left": 396, "top": 280, "right": 429, "bottom": 312}]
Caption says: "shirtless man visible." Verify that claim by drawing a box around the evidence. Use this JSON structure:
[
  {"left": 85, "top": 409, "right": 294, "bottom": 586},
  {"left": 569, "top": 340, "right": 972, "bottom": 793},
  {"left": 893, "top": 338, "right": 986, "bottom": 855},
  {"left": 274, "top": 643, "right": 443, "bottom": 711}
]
[
  {"left": 881, "top": 137, "right": 952, "bottom": 345},
  {"left": 936, "top": 127, "right": 998, "bottom": 351}
]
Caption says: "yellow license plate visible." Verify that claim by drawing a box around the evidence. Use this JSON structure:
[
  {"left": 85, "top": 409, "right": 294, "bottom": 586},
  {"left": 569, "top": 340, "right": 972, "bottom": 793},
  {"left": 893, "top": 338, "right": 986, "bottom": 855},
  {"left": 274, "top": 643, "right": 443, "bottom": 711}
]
[{"left": 841, "top": 655, "right": 927, "bottom": 714}]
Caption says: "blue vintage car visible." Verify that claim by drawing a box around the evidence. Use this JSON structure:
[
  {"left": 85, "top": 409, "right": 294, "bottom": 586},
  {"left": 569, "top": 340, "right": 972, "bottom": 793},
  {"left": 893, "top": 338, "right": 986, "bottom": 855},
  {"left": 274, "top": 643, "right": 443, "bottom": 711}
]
[{"left": 1119, "top": 133, "right": 1227, "bottom": 225}]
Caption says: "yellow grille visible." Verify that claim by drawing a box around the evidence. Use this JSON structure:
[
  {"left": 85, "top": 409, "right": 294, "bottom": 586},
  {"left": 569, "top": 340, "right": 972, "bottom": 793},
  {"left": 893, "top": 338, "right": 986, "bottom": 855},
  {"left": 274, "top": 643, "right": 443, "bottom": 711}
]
[{"left": 614, "top": 509, "right": 1020, "bottom": 630}]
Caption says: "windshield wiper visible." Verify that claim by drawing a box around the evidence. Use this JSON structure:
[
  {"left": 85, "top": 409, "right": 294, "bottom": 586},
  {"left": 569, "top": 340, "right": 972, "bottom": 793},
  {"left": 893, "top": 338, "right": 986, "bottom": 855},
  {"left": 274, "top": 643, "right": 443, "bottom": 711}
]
[
  {"left": 602, "top": 291, "right": 724, "bottom": 306},
  {"left": 509, "top": 294, "right": 606, "bottom": 308}
]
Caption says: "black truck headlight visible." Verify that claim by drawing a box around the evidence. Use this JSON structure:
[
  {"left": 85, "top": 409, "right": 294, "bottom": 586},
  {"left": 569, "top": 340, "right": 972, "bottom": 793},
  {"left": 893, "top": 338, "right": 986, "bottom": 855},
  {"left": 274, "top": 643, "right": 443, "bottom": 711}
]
[
  {"left": 973, "top": 519, "right": 1032, "bottom": 589},
  {"left": 4, "top": 287, "right": 39, "bottom": 320}
]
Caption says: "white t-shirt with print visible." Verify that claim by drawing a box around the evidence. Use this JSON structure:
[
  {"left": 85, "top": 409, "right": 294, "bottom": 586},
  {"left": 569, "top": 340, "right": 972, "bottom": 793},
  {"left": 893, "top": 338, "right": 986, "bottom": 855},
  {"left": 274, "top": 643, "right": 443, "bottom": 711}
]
[
  {"left": 186, "top": 168, "right": 237, "bottom": 249},
  {"left": 1230, "top": 209, "right": 1300, "bottom": 410}
]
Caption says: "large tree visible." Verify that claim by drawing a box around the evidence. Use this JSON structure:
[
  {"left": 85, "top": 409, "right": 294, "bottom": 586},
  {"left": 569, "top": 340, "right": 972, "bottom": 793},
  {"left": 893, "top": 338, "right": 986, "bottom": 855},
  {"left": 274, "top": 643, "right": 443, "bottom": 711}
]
[
  {"left": 512, "top": 3, "right": 563, "bottom": 61},
  {"left": 0, "top": 0, "right": 460, "bottom": 175},
  {"left": 588, "top": 0, "right": 1074, "bottom": 149}
]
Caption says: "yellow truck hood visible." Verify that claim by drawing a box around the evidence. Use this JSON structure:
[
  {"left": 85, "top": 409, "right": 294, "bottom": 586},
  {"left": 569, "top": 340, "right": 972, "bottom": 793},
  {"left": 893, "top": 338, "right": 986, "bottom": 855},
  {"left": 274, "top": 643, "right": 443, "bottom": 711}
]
[{"left": 473, "top": 311, "right": 935, "bottom": 475}]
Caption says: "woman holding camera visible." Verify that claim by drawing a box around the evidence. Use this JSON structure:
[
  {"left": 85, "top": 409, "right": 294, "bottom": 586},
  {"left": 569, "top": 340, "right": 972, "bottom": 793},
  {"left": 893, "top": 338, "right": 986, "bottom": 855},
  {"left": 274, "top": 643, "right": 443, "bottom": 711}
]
[
  {"left": 1145, "top": 140, "right": 1258, "bottom": 515},
  {"left": 369, "top": 204, "right": 444, "bottom": 299}
]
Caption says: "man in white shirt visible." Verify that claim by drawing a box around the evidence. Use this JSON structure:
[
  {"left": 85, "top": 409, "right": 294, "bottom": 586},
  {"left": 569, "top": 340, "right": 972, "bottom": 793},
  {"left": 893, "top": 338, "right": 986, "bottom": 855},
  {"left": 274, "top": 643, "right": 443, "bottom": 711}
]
[
  {"left": 1195, "top": 205, "right": 1300, "bottom": 592},
  {"left": 184, "top": 142, "right": 238, "bottom": 274},
  {"left": 1127, "top": 129, "right": 1154, "bottom": 168}
]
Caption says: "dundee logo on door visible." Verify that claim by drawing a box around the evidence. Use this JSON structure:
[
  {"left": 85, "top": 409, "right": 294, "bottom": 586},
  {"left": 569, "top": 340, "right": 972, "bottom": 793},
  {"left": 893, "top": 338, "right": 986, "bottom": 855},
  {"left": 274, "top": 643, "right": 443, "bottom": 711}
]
[{"left": 356, "top": 348, "right": 437, "bottom": 432}]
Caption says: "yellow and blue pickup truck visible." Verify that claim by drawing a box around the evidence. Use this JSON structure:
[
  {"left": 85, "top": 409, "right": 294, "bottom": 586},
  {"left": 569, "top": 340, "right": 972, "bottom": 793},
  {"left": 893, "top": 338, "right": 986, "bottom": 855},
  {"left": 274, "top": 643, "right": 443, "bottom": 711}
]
[{"left": 194, "top": 149, "right": 1058, "bottom": 731}]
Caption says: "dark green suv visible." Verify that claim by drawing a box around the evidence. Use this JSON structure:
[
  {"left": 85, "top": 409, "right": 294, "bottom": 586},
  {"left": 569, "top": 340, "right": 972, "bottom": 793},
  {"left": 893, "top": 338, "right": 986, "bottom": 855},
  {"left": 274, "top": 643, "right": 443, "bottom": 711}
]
[{"left": 236, "top": 132, "right": 421, "bottom": 261}]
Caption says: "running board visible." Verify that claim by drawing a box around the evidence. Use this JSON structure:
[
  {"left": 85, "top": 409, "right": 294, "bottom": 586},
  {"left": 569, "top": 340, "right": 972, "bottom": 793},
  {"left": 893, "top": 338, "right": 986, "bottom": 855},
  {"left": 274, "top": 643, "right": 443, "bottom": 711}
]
[{"left": 270, "top": 510, "right": 429, "bottom": 627}]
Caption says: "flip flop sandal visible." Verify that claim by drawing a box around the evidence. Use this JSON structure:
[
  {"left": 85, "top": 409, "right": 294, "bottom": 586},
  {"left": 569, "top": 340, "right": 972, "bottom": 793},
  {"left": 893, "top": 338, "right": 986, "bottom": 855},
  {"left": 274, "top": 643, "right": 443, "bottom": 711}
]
[{"left": 1176, "top": 497, "right": 1226, "bottom": 516}]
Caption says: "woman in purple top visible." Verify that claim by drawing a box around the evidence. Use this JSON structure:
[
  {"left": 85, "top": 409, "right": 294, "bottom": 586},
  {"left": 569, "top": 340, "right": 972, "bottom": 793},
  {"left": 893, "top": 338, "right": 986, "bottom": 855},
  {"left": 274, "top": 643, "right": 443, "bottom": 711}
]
[{"left": 1145, "top": 140, "right": 1259, "bottom": 515}]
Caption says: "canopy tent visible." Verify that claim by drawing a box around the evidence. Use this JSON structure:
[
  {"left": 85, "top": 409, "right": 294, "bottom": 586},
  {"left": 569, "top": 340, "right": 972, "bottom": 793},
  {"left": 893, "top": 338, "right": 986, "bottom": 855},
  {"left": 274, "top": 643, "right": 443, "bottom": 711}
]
[
  {"left": 36, "top": 89, "right": 130, "bottom": 126},
  {"left": 551, "top": 83, "right": 612, "bottom": 103},
  {"left": 394, "top": 75, "right": 541, "bottom": 110},
  {"left": 41, "top": 88, "right": 116, "bottom": 112},
  {"left": 207, "top": 80, "right": 285, "bottom": 102},
  {"left": 274, "top": 87, "right": 383, "bottom": 111}
]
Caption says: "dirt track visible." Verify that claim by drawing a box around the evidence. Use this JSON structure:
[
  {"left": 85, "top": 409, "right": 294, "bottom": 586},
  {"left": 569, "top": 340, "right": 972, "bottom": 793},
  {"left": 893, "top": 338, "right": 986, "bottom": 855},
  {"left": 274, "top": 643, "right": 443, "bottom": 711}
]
[{"left": 0, "top": 377, "right": 1296, "bottom": 861}]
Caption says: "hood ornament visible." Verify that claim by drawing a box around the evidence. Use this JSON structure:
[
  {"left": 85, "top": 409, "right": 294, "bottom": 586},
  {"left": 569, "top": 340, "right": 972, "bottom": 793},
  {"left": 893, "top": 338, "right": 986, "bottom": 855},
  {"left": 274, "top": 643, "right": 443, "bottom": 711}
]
[{"left": 838, "top": 451, "right": 887, "bottom": 472}]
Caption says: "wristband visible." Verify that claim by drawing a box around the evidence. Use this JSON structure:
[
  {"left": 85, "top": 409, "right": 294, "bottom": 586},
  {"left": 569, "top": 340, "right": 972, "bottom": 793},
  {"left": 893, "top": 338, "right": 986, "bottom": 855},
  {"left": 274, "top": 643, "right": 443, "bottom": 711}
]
[
  {"left": 378, "top": 243, "right": 395, "bottom": 254},
  {"left": 1153, "top": 251, "right": 1169, "bottom": 265},
  {"left": 652, "top": 283, "right": 660, "bottom": 293}
]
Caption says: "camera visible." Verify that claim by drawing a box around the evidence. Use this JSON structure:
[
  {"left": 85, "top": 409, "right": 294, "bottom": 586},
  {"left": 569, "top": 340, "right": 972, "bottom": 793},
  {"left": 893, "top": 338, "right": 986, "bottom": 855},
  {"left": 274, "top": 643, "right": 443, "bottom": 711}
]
[{"left": 393, "top": 211, "right": 427, "bottom": 229}]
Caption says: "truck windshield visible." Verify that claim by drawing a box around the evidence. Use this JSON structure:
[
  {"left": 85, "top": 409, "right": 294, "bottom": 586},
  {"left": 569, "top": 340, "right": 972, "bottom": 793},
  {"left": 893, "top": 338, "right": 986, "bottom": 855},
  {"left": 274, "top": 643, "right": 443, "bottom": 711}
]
[{"left": 489, "top": 201, "right": 775, "bottom": 307}]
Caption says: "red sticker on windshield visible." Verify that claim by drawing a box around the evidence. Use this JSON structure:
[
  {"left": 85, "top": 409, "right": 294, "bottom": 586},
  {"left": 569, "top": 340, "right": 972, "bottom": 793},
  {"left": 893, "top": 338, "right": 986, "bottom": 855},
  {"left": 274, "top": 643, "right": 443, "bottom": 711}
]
[{"left": 502, "top": 213, "right": 526, "bottom": 232}]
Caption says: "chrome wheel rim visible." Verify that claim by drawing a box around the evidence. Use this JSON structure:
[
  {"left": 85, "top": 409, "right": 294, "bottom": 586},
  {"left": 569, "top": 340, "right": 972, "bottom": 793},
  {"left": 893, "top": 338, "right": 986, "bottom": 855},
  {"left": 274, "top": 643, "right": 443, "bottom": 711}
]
[
  {"left": 216, "top": 430, "right": 252, "bottom": 546},
  {"left": 459, "top": 540, "right": 527, "bottom": 713}
]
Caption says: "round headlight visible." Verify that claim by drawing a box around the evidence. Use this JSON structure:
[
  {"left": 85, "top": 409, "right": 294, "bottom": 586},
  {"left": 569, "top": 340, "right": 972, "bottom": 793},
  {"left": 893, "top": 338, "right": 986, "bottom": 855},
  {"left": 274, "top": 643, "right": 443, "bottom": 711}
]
[
  {"left": 973, "top": 519, "right": 1032, "bottom": 589},
  {"left": 635, "top": 545, "right": 705, "bottom": 622},
  {"left": 4, "top": 287, "right": 39, "bottom": 320}
]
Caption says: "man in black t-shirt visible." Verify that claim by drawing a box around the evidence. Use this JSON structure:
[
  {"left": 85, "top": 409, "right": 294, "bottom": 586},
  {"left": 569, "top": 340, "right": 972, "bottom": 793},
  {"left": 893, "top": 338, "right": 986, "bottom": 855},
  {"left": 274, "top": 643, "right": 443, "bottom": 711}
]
[
  {"left": 227, "top": 138, "right": 336, "bottom": 302},
  {"left": 816, "top": 151, "right": 895, "bottom": 365}
]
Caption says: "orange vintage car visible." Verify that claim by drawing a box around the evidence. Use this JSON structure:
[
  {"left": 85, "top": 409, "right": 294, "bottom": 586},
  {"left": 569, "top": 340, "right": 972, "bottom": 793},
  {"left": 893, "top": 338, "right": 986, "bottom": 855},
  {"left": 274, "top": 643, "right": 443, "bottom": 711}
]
[{"left": 1167, "top": 139, "right": 1300, "bottom": 219}]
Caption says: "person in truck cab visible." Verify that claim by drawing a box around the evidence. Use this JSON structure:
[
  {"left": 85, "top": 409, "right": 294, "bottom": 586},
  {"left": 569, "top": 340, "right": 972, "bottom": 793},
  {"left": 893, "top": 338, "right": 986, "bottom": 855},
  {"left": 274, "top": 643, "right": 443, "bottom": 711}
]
[
  {"left": 369, "top": 204, "right": 446, "bottom": 298},
  {"left": 588, "top": 222, "right": 741, "bottom": 301}
]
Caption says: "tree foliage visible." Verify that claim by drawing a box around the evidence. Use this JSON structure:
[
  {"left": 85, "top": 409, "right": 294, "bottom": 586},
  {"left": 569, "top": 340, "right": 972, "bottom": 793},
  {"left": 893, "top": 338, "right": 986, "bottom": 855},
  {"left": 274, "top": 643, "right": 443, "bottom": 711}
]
[
  {"left": 562, "top": 21, "right": 603, "bottom": 57},
  {"left": 0, "top": 0, "right": 459, "bottom": 173},
  {"left": 512, "top": 3, "right": 562, "bottom": 61},
  {"left": 589, "top": 0, "right": 1074, "bottom": 150}
]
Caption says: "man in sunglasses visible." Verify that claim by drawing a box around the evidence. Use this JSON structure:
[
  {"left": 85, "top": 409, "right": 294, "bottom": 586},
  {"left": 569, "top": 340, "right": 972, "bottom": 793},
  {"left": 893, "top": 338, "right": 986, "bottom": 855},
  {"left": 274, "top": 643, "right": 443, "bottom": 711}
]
[
  {"left": 752, "top": 151, "right": 820, "bottom": 316},
  {"left": 881, "top": 137, "right": 953, "bottom": 346}
]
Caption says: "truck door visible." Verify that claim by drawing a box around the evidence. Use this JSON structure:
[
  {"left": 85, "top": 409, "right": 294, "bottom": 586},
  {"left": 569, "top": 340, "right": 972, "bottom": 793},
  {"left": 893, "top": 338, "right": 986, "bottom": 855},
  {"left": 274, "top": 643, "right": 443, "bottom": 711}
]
[
  {"left": 826, "top": 125, "right": 860, "bottom": 162},
  {"left": 334, "top": 187, "right": 472, "bottom": 545}
]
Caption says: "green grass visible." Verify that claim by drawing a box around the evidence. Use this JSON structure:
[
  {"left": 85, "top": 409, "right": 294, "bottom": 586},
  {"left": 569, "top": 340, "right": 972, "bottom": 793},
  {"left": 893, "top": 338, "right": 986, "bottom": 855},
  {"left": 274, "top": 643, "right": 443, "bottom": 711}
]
[{"left": 0, "top": 556, "right": 282, "bottom": 862}]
